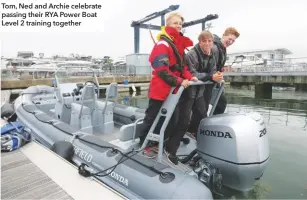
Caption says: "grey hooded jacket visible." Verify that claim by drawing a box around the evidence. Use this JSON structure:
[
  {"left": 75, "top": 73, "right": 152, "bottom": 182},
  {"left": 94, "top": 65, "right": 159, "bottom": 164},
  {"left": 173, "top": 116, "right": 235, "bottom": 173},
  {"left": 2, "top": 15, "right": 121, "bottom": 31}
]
[{"left": 185, "top": 44, "right": 217, "bottom": 99}]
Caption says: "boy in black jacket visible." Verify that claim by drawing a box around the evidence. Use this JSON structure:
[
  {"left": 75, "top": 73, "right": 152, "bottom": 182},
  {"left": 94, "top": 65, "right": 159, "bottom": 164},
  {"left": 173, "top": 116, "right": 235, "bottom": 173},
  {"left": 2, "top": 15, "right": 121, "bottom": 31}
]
[{"left": 211, "top": 27, "right": 240, "bottom": 114}]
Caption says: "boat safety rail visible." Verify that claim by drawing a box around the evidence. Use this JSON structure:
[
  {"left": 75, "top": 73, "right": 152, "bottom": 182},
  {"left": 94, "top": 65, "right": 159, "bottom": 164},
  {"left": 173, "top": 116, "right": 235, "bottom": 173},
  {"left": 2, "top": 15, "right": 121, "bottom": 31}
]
[
  {"left": 208, "top": 81, "right": 225, "bottom": 117},
  {"left": 141, "top": 80, "right": 224, "bottom": 162}
]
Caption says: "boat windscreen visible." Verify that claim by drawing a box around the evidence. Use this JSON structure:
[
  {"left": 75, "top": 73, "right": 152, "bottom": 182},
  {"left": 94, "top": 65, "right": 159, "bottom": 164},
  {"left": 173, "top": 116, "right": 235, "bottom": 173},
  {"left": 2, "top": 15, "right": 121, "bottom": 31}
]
[{"left": 55, "top": 64, "right": 98, "bottom": 85}]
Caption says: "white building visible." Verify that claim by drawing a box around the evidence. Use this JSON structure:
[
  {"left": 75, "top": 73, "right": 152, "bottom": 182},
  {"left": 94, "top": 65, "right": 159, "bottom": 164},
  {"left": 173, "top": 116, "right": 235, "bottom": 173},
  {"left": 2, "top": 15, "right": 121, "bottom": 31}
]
[
  {"left": 224, "top": 48, "right": 293, "bottom": 71},
  {"left": 227, "top": 48, "right": 292, "bottom": 62}
]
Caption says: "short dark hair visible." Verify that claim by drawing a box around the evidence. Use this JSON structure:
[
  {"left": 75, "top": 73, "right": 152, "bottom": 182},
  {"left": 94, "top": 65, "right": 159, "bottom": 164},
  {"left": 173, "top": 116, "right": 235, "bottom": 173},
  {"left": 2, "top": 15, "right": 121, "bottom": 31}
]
[{"left": 198, "top": 31, "right": 213, "bottom": 41}]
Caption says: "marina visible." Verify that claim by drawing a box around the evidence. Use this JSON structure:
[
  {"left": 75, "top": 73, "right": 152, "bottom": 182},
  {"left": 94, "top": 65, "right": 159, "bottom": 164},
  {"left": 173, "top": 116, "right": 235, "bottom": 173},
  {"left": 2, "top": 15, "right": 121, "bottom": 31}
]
[
  {"left": 1, "top": 3, "right": 307, "bottom": 200},
  {"left": 1, "top": 49, "right": 307, "bottom": 200}
]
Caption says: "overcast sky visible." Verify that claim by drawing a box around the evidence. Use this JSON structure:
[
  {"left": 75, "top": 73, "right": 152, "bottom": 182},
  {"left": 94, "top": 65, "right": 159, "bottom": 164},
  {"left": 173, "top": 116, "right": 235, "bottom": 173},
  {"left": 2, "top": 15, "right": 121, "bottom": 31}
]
[{"left": 0, "top": 0, "right": 306, "bottom": 59}]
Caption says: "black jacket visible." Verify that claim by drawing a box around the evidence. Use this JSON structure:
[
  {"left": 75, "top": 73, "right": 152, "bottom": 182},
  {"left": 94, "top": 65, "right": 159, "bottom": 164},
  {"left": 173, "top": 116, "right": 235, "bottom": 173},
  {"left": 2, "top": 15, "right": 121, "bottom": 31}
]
[
  {"left": 185, "top": 44, "right": 217, "bottom": 98},
  {"left": 212, "top": 34, "right": 227, "bottom": 71}
]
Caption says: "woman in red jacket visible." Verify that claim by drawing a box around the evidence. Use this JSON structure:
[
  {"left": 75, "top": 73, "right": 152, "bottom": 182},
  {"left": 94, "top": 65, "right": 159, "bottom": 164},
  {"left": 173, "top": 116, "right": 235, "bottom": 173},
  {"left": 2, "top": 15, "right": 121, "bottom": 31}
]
[{"left": 139, "top": 12, "right": 198, "bottom": 165}]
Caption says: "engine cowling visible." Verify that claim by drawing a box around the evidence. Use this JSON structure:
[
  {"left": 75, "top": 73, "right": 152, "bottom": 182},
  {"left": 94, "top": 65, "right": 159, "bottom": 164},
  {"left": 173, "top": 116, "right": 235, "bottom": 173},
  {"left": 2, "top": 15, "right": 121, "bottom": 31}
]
[{"left": 196, "top": 112, "right": 270, "bottom": 191}]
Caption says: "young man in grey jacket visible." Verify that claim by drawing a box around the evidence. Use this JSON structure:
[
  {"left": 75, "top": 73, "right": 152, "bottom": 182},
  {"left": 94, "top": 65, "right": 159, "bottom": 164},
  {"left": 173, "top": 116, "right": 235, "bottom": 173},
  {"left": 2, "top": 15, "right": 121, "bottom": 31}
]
[
  {"left": 184, "top": 31, "right": 223, "bottom": 136},
  {"left": 211, "top": 27, "right": 240, "bottom": 114}
]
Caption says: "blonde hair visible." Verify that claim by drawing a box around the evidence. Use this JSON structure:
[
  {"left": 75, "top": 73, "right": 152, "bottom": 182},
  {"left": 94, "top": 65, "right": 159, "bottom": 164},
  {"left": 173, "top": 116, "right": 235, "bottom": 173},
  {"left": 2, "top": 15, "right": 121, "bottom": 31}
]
[
  {"left": 198, "top": 31, "right": 213, "bottom": 41},
  {"left": 166, "top": 12, "right": 184, "bottom": 25},
  {"left": 223, "top": 27, "right": 240, "bottom": 38}
]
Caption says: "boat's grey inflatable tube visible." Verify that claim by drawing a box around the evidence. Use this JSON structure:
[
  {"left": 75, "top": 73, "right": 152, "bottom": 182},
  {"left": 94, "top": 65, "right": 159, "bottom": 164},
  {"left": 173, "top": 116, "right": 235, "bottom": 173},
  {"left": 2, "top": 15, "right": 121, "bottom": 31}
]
[
  {"left": 14, "top": 86, "right": 213, "bottom": 200},
  {"left": 113, "top": 104, "right": 145, "bottom": 125}
]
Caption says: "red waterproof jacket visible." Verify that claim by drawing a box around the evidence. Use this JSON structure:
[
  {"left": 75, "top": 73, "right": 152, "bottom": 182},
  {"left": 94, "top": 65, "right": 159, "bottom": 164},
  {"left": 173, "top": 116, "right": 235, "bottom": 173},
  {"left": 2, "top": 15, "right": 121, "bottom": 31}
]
[{"left": 148, "top": 26, "right": 194, "bottom": 101}]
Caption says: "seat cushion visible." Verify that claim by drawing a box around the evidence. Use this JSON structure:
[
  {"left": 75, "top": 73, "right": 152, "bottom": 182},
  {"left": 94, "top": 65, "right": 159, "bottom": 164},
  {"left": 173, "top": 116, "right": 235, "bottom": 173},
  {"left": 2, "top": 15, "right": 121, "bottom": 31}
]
[{"left": 71, "top": 103, "right": 91, "bottom": 115}]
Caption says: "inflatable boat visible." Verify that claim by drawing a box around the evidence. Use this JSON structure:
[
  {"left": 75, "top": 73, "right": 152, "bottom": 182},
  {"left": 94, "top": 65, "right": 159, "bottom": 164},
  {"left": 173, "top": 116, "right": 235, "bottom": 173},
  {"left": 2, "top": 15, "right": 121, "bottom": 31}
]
[{"left": 12, "top": 66, "right": 270, "bottom": 199}]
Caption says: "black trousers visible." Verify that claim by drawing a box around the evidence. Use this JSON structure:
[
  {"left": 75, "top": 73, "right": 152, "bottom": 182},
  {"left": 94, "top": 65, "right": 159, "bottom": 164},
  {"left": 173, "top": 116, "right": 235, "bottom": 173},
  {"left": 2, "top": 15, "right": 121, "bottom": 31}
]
[
  {"left": 165, "top": 90, "right": 192, "bottom": 155},
  {"left": 187, "top": 84, "right": 213, "bottom": 134},
  {"left": 139, "top": 91, "right": 191, "bottom": 155},
  {"left": 139, "top": 99, "right": 178, "bottom": 146},
  {"left": 187, "top": 83, "right": 228, "bottom": 135},
  {"left": 186, "top": 96, "right": 208, "bottom": 134}
]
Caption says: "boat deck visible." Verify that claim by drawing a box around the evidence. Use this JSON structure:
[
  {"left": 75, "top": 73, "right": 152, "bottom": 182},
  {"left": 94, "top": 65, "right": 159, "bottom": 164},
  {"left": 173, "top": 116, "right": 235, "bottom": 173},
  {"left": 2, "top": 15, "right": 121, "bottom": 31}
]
[{"left": 1, "top": 141, "right": 126, "bottom": 200}]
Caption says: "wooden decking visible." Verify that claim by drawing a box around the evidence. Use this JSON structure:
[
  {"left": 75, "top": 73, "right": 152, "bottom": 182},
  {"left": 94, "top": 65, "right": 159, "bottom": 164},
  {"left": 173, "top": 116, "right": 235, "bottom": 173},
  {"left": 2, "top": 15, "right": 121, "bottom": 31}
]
[
  {"left": 1, "top": 150, "right": 73, "bottom": 199},
  {"left": 1, "top": 141, "right": 126, "bottom": 200}
]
